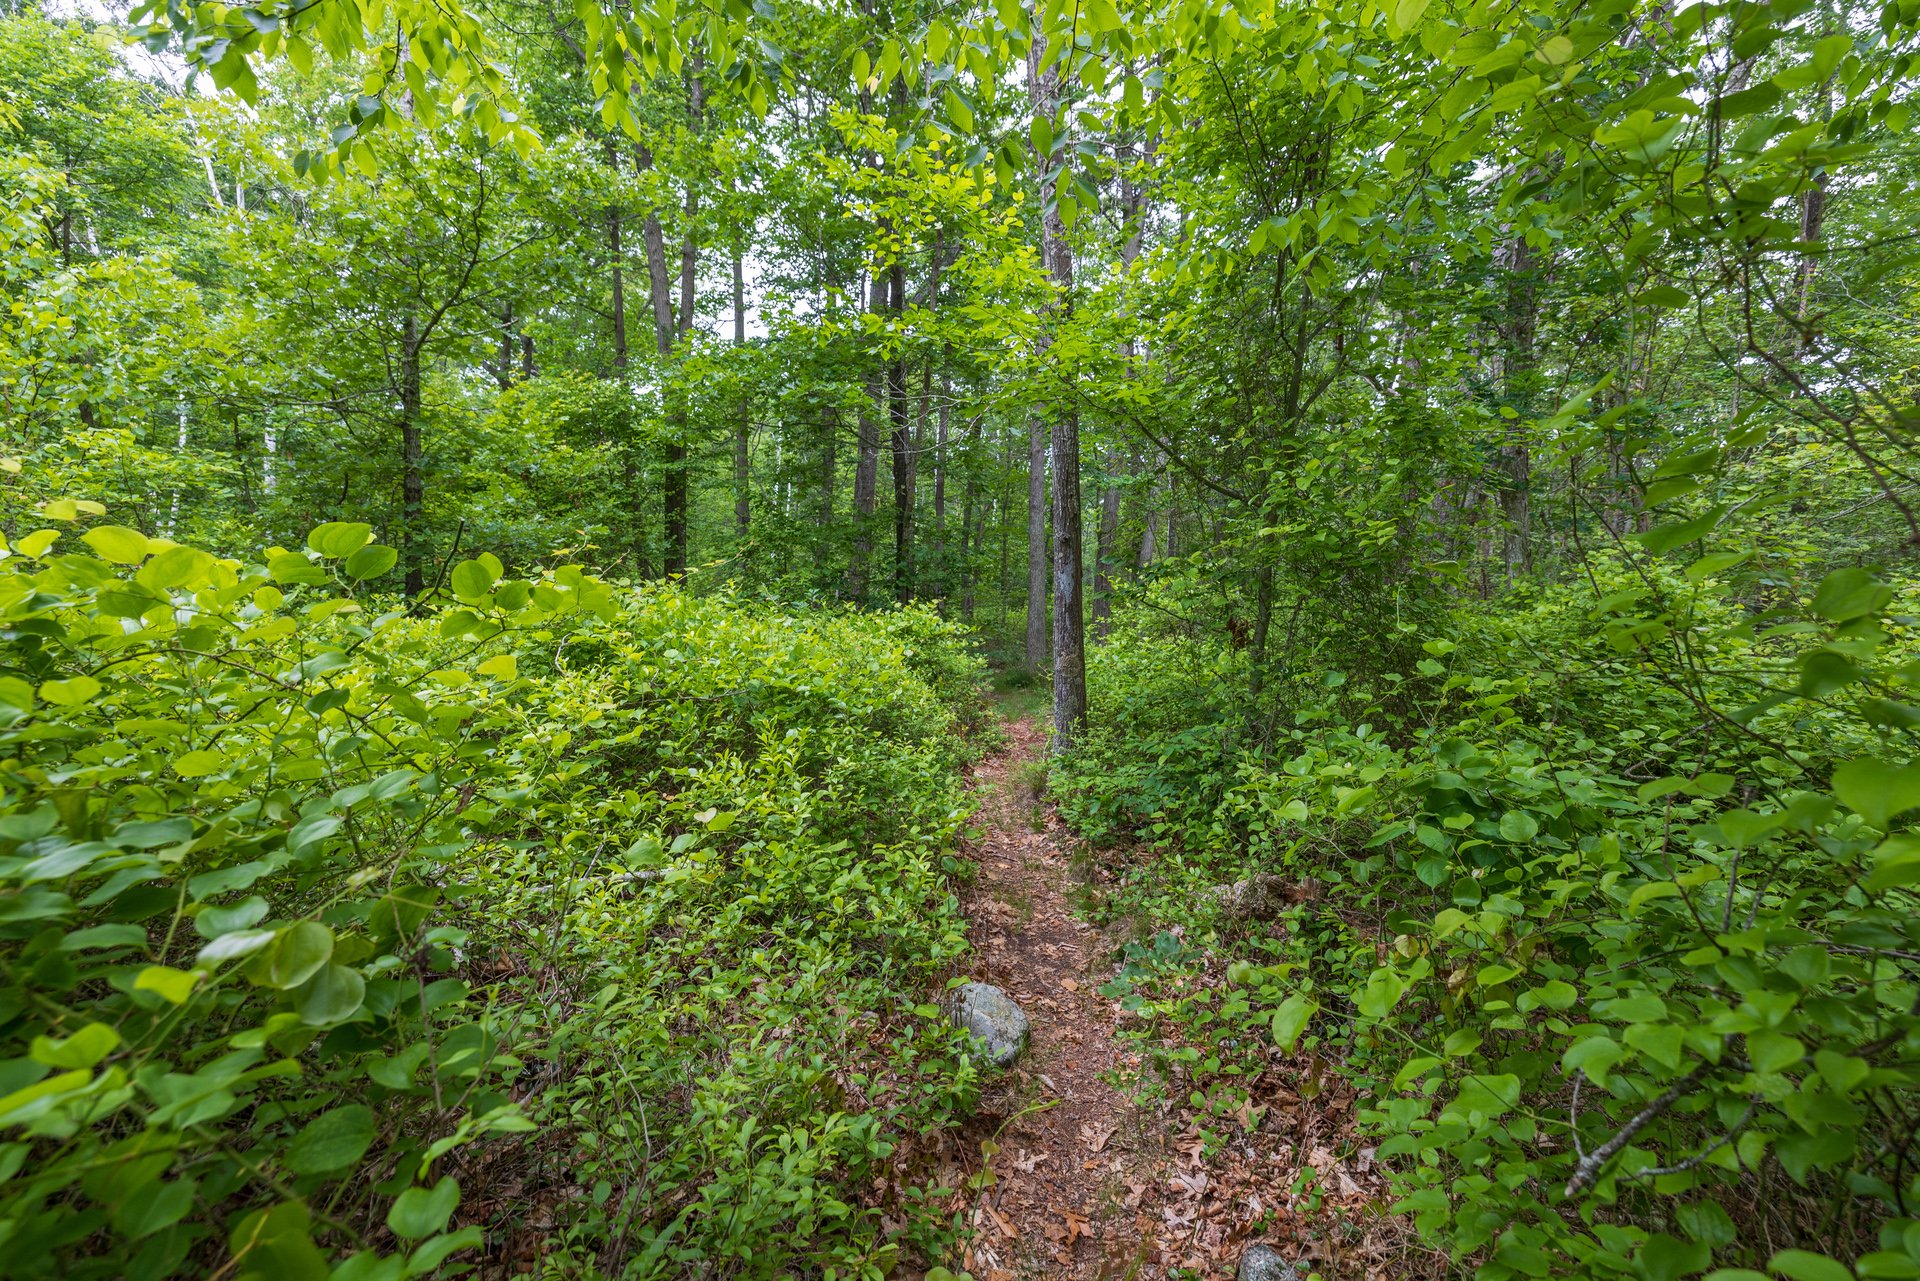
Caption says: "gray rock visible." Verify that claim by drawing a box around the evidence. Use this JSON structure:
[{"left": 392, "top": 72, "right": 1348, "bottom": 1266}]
[
  {"left": 1210, "top": 873, "right": 1292, "bottom": 921},
  {"left": 1238, "top": 1244, "right": 1302, "bottom": 1281},
  {"left": 950, "top": 982, "right": 1029, "bottom": 1067}
]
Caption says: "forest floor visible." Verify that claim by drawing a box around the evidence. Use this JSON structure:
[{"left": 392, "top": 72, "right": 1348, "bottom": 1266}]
[
  {"left": 946, "top": 713, "right": 1180, "bottom": 1280},
  {"left": 931, "top": 713, "right": 1410, "bottom": 1281}
]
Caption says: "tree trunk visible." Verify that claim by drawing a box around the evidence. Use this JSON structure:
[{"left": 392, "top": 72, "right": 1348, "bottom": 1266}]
[
  {"left": 733, "top": 249, "right": 750, "bottom": 538},
  {"left": 1026, "top": 413, "right": 1047, "bottom": 670},
  {"left": 819, "top": 405, "right": 837, "bottom": 527},
  {"left": 850, "top": 271, "right": 882, "bottom": 598},
  {"left": 401, "top": 314, "right": 424, "bottom": 596},
  {"left": 662, "top": 60, "right": 704, "bottom": 580},
  {"left": 932, "top": 350, "right": 951, "bottom": 601},
  {"left": 889, "top": 259, "right": 913, "bottom": 603},
  {"left": 496, "top": 304, "right": 515, "bottom": 390},
  {"left": 1030, "top": 16, "right": 1087, "bottom": 750}
]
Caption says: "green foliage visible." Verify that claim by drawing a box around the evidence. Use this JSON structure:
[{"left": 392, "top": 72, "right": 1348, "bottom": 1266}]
[{"left": 0, "top": 502, "right": 990, "bottom": 1277}]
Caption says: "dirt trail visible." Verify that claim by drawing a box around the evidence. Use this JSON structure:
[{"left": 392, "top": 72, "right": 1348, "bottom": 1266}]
[{"left": 951, "top": 715, "right": 1175, "bottom": 1280}]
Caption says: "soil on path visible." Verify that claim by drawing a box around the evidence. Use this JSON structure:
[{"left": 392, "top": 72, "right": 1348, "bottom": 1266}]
[{"left": 949, "top": 715, "right": 1176, "bottom": 1281}]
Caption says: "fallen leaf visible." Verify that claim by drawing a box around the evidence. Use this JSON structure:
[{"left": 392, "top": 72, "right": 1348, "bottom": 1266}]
[{"left": 986, "top": 1205, "right": 1019, "bottom": 1240}]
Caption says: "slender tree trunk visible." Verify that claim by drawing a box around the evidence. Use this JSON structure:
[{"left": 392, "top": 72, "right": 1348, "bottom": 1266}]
[
  {"left": 819, "top": 405, "right": 837, "bottom": 527},
  {"left": 662, "top": 60, "right": 704, "bottom": 580},
  {"left": 1030, "top": 17, "right": 1087, "bottom": 749},
  {"left": 851, "top": 272, "right": 882, "bottom": 598},
  {"left": 889, "top": 259, "right": 913, "bottom": 603},
  {"left": 401, "top": 315, "right": 424, "bottom": 596},
  {"left": 932, "top": 350, "right": 951, "bottom": 600},
  {"left": 1094, "top": 475, "right": 1120, "bottom": 639},
  {"left": 733, "top": 249, "right": 750, "bottom": 538},
  {"left": 1026, "top": 413, "right": 1047, "bottom": 669},
  {"left": 610, "top": 203, "right": 649, "bottom": 576},
  {"left": 496, "top": 304, "right": 515, "bottom": 390},
  {"left": 1494, "top": 226, "right": 1537, "bottom": 579}
]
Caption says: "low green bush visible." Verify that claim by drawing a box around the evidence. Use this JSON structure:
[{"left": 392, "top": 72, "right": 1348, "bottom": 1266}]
[
  {"left": 1059, "top": 563, "right": 1920, "bottom": 1281},
  {"left": 0, "top": 505, "right": 989, "bottom": 1279}
]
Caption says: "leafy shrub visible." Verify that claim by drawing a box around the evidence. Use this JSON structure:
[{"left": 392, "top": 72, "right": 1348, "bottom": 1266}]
[
  {"left": 0, "top": 506, "right": 990, "bottom": 1279},
  {"left": 1058, "top": 564, "right": 1920, "bottom": 1281}
]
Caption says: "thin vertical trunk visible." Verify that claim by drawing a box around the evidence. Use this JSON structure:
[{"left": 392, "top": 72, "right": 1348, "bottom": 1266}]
[
  {"left": 496, "top": 304, "right": 515, "bottom": 391},
  {"left": 401, "top": 313, "right": 424, "bottom": 596},
  {"left": 1030, "top": 14, "right": 1086, "bottom": 749},
  {"left": 1494, "top": 225, "right": 1536, "bottom": 579},
  {"left": 932, "top": 350, "right": 951, "bottom": 600},
  {"left": 662, "top": 59, "right": 704, "bottom": 580},
  {"left": 1026, "top": 414, "right": 1047, "bottom": 669},
  {"left": 851, "top": 271, "right": 882, "bottom": 598},
  {"left": 889, "top": 259, "right": 913, "bottom": 603},
  {"left": 733, "top": 249, "right": 750, "bottom": 538},
  {"left": 819, "top": 405, "right": 837, "bottom": 527},
  {"left": 610, "top": 201, "right": 649, "bottom": 577}
]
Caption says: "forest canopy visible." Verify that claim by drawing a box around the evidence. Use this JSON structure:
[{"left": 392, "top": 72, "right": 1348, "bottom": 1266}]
[{"left": 2, "top": 0, "right": 1919, "bottom": 1276}]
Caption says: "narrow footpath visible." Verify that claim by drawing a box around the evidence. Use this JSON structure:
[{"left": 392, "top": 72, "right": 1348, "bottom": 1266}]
[{"left": 949, "top": 715, "right": 1176, "bottom": 1280}]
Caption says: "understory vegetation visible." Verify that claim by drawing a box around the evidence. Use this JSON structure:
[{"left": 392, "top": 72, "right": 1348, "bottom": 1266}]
[
  {"left": 4, "top": 0, "right": 1919, "bottom": 1273},
  {"left": 0, "top": 514, "right": 990, "bottom": 1278}
]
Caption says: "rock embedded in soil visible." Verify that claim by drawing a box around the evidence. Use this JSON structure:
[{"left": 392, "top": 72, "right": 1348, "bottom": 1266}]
[
  {"left": 1238, "top": 1243, "right": 1302, "bottom": 1281},
  {"left": 1210, "top": 872, "right": 1291, "bottom": 921},
  {"left": 951, "top": 981, "right": 1030, "bottom": 1067}
]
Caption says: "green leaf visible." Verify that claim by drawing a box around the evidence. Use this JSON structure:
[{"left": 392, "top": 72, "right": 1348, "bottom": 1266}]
[
  {"left": 135, "top": 966, "right": 199, "bottom": 1005},
  {"left": 1810, "top": 567, "right": 1891, "bottom": 622},
  {"left": 449, "top": 558, "right": 498, "bottom": 599},
  {"left": 387, "top": 1176, "right": 460, "bottom": 1239},
  {"left": 308, "top": 522, "right": 372, "bottom": 558},
  {"left": 256, "top": 922, "right": 334, "bottom": 990},
  {"left": 1833, "top": 758, "right": 1920, "bottom": 830},
  {"left": 1498, "top": 811, "right": 1539, "bottom": 842},
  {"left": 1392, "top": 0, "right": 1431, "bottom": 34},
  {"left": 1270, "top": 993, "right": 1316, "bottom": 1050},
  {"left": 81, "top": 525, "right": 151, "bottom": 563},
  {"left": 293, "top": 963, "right": 366, "bottom": 1025},
  {"left": 1768, "top": 1250, "right": 1854, "bottom": 1281},
  {"left": 1637, "top": 505, "right": 1727, "bottom": 555},
  {"left": 1356, "top": 967, "right": 1407, "bottom": 1019},
  {"left": 30, "top": 1022, "right": 121, "bottom": 1068},
  {"left": 172, "top": 748, "right": 225, "bottom": 778},
  {"left": 39, "top": 675, "right": 101, "bottom": 707},
  {"left": 344, "top": 544, "right": 398, "bottom": 580},
  {"left": 286, "top": 1104, "right": 376, "bottom": 1174},
  {"left": 1562, "top": 1035, "right": 1625, "bottom": 1087}
]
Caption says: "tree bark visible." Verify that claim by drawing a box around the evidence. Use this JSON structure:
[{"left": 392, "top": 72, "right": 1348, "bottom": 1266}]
[
  {"left": 401, "top": 313, "right": 424, "bottom": 596},
  {"left": 889, "top": 258, "right": 913, "bottom": 603},
  {"left": 850, "top": 271, "right": 883, "bottom": 598},
  {"left": 932, "top": 349, "right": 951, "bottom": 601},
  {"left": 733, "top": 248, "right": 750, "bottom": 538},
  {"left": 1029, "top": 16, "right": 1087, "bottom": 750},
  {"left": 1026, "top": 412, "right": 1048, "bottom": 669}
]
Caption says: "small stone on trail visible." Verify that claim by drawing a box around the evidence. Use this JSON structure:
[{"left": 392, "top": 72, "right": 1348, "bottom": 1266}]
[
  {"left": 1238, "top": 1243, "right": 1302, "bottom": 1281},
  {"left": 1210, "top": 872, "right": 1291, "bottom": 921},
  {"left": 951, "top": 981, "right": 1030, "bottom": 1066}
]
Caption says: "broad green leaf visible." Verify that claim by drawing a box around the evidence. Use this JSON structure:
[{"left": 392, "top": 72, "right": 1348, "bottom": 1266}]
[
  {"left": 387, "top": 1176, "right": 460, "bottom": 1239},
  {"left": 344, "top": 544, "right": 398, "bottom": 580},
  {"left": 40, "top": 676, "right": 101, "bottom": 707},
  {"left": 1767, "top": 1250, "right": 1854, "bottom": 1281},
  {"left": 1270, "top": 993, "right": 1316, "bottom": 1049},
  {"left": 286, "top": 1104, "right": 376, "bottom": 1173},
  {"left": 307, "top": 522, "right": 372, "bottom": 558},
  {"left": 1832, "top": 758, "right": 1920, "bottom": 830},
  {"left": 293, "top": 963, "right": 366, "bottom": 1025},
  {"left": 135, "top": 966, "right": 199, "bottom": 1004},
  {"left": 255, "top": 922, "right": 334, "bottom": 990},
  {"left": 81, "top": 525, "right": 150, "bottom": 563}
]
